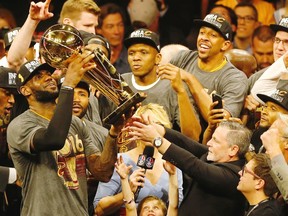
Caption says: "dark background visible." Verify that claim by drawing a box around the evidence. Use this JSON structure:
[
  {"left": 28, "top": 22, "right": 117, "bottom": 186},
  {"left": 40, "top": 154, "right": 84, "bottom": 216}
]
[
  {"left": 0, "top": 0, "right": 201, "bottom": 36},
  {"left": 0, "top": 0, "right": 66, "bottom": 32}
]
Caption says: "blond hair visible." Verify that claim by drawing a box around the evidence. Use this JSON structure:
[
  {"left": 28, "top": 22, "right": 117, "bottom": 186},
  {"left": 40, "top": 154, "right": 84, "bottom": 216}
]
[
  {"left": 135, "top": 103, "right": 172, "bottom": 129},
  {"left": 59, "top": 0, "right": 100, "bottom": 23}
]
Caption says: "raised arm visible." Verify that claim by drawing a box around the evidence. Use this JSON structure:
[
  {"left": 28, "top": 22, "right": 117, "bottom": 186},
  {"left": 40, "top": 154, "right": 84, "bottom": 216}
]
[
  {"left": 32, "top": 50, "right": 95, "bottom": 152},
  {"left": 202, "top": 101, "right": 225, "bottom": 145},
  {"left": 261, "top": 126, "right": 288, "bottom": 201},
  {"left": 7, "top": 0, "right": 53, "bottom": 71},
  {"left": 180, "top": 69, "right": 213, "bottom": 121},
  {"left": 163, "top": 161, "right": 178, "bottom": 216},
  {"left": 158, "top": 63, "right": 201, "bottom": 141},
  {"left": 115, "top": 155, "right": 137, "bottom": 216},
  {"left": 94, "top": 167, "right": 145, "bottom": 215}
]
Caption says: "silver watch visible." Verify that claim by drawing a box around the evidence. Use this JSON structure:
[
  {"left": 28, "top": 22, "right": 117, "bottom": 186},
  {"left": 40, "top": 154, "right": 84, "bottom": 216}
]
[{"left": 153, "top": 137, "right": 163, "bottom": 147}]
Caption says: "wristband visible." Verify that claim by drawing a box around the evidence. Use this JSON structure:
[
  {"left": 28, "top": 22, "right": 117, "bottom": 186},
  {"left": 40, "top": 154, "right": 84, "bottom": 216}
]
[
  {"left": 61, "top": 85, "right": 74, "bottom": 91},
  {"left": 109, "top": 131, "right": 118, "bottom": 139},
  {"left": 123, "top": 197, "right": 134, "bottom": 204}
]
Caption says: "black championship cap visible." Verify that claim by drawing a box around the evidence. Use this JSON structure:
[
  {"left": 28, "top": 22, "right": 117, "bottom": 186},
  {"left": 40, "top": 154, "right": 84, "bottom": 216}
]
[
  {"left": 124, "top": 28, "right": 160, "bottom": 52},
  {"left": 0, "top": 66, "right": 17, "bottom": 89},
  {"left": 16, "top": 60, "right": 55, "bottom": 91},
  {"left": 194, "top": 13, "right": 233, "bottom": 41},
  {"left": 257, "top": 79, "right": 288, "bottom": 111},
  {"left": 4, "top": 27, "right": 36, "bottom": 51},
  {"left": 79, "top": 30, "right": 111, "bottom": 60},
  {"left": 270, "top": 17, "right": 288, "bottom": 33},
  {"left": 58, "top": 77, "right": 90, "bottom": 96}
]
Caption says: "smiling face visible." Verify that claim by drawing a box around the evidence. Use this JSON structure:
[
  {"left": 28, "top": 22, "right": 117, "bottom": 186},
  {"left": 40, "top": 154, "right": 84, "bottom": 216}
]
[
  {"left": 235, "top": 6, "right": 258, "bottom": 40},
  {"left": 259, "top": 101, "right": 288, "bottom": 128},
  {"left": 197, "top": 26, "right": 229, "bottom": 61},
  {"left": 206, "top": 126, "right": 233, "bottom": 162},
  {"left": 21, "top": 70, "right": 58, "bottom": 102}
]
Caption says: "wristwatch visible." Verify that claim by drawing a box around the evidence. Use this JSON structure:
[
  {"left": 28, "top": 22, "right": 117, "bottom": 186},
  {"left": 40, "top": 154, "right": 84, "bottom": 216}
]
[{"left": 153, "top": 137, "right": 163, "bottom": 147}]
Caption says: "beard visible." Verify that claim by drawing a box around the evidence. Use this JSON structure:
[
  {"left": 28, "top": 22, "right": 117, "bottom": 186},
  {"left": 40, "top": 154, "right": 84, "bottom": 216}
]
[
  {"left": 78, "top": 106, "right": 88, "bottom": 119},
  {"left": 0, "top": 113, "right": 10, "bottom": 128},
  {"left": 33, "top": 89, "right": 59, "bottom": 102}
]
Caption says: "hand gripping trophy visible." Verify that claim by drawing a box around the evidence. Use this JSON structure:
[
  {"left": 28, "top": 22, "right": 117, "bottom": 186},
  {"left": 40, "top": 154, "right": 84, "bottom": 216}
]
[{"left": 39, "top": 24, "right": 146, "bottom": 124}]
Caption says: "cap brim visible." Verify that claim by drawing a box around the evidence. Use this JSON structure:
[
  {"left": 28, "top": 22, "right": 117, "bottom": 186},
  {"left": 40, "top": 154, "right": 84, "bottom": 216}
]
[
  {"left": 257, "top": 93, "right": 287, "bottom": 110},
  {"left": 76, "top": 81, "right": 90, "bottom": 94},
  {"left": 270, "top": 24, "right": 288, "bottom": 33},
  {"left": 124, "top": 37, "right": 160, "bottom": 52},
  {"left": 23, "top": 63, "right": 55, "bottom": 85},
  {"left": 194, "top": 19, "right": 229, "bottom": 40}
]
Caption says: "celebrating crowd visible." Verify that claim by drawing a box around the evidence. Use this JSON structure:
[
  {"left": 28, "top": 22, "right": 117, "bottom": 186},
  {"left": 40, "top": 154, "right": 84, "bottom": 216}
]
[{"left": 0, "top": 0, "right": 288, "bottom": 216}]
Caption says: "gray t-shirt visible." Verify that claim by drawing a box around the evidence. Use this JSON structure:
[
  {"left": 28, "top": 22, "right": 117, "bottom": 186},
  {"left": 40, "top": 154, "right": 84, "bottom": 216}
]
[
  {"left": 83, "top": 119, "right": 108, "bottom": 152},
  {"left": 7, "top": 110, "right": 100, "bottom": 216},
  {"left": 170, "top": 50, "right": 248, "bottom": 117},
  {"left": 84, "top": 95, "right": 103, "bottom": 126},
  {"left": 248, "top": 67, "right": 268, "bottom": 94},
  {"left": 122, "top": 73, "right": 185, "bottom": 127}
]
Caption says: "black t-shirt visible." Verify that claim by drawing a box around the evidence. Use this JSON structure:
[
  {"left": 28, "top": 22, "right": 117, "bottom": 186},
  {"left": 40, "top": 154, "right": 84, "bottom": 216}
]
[{"left": 245, "top": 199, "right": 284, "bottom": 216}]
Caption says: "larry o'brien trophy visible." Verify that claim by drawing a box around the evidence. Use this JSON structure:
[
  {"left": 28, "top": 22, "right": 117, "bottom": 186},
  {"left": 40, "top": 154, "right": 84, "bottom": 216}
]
[{"left": 39, "top": 24, "right": 145, "bottom": 124}]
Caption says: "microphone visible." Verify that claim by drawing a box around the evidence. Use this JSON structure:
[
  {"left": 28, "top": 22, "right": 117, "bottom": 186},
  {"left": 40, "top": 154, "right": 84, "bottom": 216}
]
[{"left": 134, "top": 146, "right": 155, "bottom": 200}]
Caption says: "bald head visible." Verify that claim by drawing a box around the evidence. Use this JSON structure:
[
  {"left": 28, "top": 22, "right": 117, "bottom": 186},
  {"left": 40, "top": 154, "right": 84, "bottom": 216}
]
[{"left": 225, "top": 49, "right": 257, "bottom": 78}]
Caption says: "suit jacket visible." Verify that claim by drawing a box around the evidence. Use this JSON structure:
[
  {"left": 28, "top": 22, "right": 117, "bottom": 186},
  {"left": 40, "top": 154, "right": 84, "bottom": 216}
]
[
  {"left": 162, "top": 128, "right": 246, "bottom": 216},
  {"left": 0, "top": 166, "right": 9, "bottom": 192},
  {"left": 270, "top": 154, "right": 288, "bottom": 202}
]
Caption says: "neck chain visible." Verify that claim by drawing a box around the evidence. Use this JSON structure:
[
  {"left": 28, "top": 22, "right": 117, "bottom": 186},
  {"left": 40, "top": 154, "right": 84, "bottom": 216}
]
[{"left": 246, "top": 198, "right": 270, "bottom": 216}]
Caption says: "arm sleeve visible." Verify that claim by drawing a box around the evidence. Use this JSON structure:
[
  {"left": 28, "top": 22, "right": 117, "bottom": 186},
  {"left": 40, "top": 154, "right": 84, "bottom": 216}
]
[
  {"left": 164, "top": 128, "right": 208, "bottom": 158},
  {"left": 162, "top": 143, "right": 241, "bottom": 194},
  {"left": 33, "top": 88, "right": 74, "bottom": 152},
  {"left": 251, "top": 54, "right": 288, "bottom": 103},
  {"left": 270, "top": 154, "right": 288, "bottom": 201}
]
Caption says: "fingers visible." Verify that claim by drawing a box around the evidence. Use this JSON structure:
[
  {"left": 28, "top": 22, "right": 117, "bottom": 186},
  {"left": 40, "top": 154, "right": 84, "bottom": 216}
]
[
  {"left": 130, "top": 170, "right": 145, "bottom": 187},
  {"left": 45, "top": 0, "right": 51, "bottom": 8}
]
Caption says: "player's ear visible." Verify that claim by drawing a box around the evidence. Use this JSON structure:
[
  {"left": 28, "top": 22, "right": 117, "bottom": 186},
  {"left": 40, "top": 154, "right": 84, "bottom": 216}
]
[
  {"left": 221, "top": 40, "right": 231, "bottom": 52},
  {"left": 20, "top": 85, "right": 32, "bottom": 96},
  {"left": 63, "top": 18, "right": 73, "bottom": 26}
]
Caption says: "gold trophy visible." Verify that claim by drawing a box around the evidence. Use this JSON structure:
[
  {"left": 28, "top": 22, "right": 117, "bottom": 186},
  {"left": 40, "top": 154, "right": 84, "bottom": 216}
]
[{"left": 39, "top": 24, "right": 145, "bottom": 124}]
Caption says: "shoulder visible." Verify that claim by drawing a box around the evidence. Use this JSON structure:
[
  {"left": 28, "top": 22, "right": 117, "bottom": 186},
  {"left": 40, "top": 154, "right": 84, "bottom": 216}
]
[
  {"left": 170, "top": 50, "right": 197, "bottom": 65},
  {"left": 122, "top": 73, "right": 133, "bottom": 80},
  {"left": 216, "top": 159, "right": 245, "bottom": 174},
  {"left": 8, "top": 110, "right": 36, "bottom": 132},
  {"left": 249, "top": 68, "right": 267, "bottom": 81}
]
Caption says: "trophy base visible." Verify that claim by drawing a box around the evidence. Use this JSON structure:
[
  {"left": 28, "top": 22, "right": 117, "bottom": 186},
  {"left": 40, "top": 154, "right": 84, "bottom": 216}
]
[{"left": 103, "top": 92, "right": 146, "bottom": 124}]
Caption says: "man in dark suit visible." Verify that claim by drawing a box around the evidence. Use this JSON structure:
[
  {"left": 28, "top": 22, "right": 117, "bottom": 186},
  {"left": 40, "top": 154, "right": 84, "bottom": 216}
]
[{"left": 127, "top": 119, "right": 251, "bottom": 216}]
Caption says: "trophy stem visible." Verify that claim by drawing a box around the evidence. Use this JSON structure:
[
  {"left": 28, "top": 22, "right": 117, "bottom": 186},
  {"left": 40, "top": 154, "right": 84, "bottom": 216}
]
[{"left": 103, "top": 92, "right": 146, "bottom": 124}]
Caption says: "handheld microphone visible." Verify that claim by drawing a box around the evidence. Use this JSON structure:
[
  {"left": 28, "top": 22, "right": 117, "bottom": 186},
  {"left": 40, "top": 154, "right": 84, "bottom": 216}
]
[{"left": 134, "top": 146, "right": 155, "bottom": 199}]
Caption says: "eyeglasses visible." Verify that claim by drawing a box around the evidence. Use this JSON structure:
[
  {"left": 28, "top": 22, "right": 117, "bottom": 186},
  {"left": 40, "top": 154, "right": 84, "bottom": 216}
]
[
  {"left": 237, "top": 15, "right": 256, "bottom": 23},
  {"left": 273, "top": 37, "right": 288, "bottom": 49},
  {"left": 241, "top": 165, "right": 261, "bottom": 179}
]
